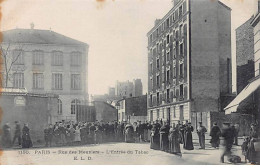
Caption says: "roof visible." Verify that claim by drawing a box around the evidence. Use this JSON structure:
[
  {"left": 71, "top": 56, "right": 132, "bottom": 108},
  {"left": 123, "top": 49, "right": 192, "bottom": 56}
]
[
  {"left": 218, "top": 1, "right": 231, "bottom": 11},
  {"left": 2, "top": 29, "right": 88, "bottom": 46}
]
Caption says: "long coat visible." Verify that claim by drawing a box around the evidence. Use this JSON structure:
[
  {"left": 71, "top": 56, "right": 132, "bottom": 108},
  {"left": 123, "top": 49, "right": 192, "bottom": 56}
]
[
  {"left": 22, "top": 126, "right": 33, "bottom": 148},
  {"left": 184, "top": 126, "right": 194, "bottom": 150},
  {"left": 169, "top": 128, "right": 181, "bottom": 154}
]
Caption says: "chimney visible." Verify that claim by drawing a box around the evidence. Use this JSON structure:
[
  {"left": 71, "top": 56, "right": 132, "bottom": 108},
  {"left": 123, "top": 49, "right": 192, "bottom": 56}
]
[
  {"left": 154, "top": 19, "right": 161, "bottom": 26},
  {"left": 30, "top": 22, "right": 34, "bottom": 29}
]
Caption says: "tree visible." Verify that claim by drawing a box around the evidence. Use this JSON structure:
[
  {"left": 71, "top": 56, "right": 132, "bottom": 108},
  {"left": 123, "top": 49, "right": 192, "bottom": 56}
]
[{"left": 0, "top": 43, "right": 24, "bottom": 87}]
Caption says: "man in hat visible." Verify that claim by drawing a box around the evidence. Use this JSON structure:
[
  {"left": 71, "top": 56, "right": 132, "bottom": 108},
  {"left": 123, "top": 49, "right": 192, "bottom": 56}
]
[
  {"left": 221, "top": 122, "right": 233, "bottom": 163},
  {"left": 12, "top": 121, "right": 21, "bottom": 146},
  {"left": 197, "top": 121, "right": 207, "bottom": 149}
]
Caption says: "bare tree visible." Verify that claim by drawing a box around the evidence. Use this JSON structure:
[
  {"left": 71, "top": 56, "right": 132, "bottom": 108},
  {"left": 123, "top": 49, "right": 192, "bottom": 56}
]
[{"left": 0, "top": 43, "right": 24, "bottom": 87}]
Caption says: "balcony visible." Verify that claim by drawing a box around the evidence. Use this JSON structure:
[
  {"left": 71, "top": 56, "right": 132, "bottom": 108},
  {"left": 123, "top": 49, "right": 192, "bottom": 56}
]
[{"left": 173, "top": 97, "right": 177, "bottom": 102}]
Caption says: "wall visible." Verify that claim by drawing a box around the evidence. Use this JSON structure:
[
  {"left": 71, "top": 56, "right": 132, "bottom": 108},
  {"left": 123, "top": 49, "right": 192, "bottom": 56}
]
[
  {"left": 0, "top": 94, "right": 58, "bottom": 143},
  {"left": 125, "top": 95, "right": 147, "bottom": 117},
  {"left": 93, "top": 101, "right": 117, "bottom": 122}
]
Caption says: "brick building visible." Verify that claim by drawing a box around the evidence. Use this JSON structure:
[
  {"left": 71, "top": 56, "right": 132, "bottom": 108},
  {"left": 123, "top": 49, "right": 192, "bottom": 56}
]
[
  {"left": 1, "top": 27, "right": 89, "bottom": 122},
  {"left": 147, "top": 0, "right": 232, "bottom": 125},
  {"left": 236, "top": 16, "right": 255, "bottom": 94}
]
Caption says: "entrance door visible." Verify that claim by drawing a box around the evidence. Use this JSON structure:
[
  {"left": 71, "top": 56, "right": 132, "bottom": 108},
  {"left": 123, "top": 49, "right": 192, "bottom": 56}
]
[
  {"left": 180, "top": 105, "right": 184, "bottom": 122},
  {"left": 167, "top": 108, "right": 171, "bottom": 123},
  {"left": 150, "top": 110, "right": 153, "bottom": 121}
]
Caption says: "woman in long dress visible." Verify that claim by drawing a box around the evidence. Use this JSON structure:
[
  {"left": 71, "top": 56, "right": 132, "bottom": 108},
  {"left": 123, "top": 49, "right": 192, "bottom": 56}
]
[
  {"left": 74, "top": 126, "right": 81, "bottom": 145},
  {"left": 147, "top": 122, "right": 153, "bottom": 142},
  {"left": 1, "top": 123, "right": 12, "bottom": 148},
  {"left": 169, "top": 123, "right": 182, "bottom": 156},
  {"left": 159, "top": 122, "right": 170, "bottom": 152},
  {"left": 184, "top": 122, "right": 194, "bottom": 150},
  {"left": 125, "top": 124, "right": 134, "bottom": 143},
  {"left": 150, "top": 124, "right": 160, "bottom": 150},
  {"left": 210, "top": 122, "right": 221, "bottom": 148},
  {"left": 22, "top": 123, "right": 33, "bottom": 148}
]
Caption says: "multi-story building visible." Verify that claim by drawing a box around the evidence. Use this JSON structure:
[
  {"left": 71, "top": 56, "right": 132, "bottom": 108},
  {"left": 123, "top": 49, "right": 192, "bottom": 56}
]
[
  {"left": 1, "top": 27, "right": 89, "bottom": 122},
  {"left": 115, "top": 79, "right": 143, "bottom": 98},
  {"left": 225, "top": 0, "right": 260, "bottom": 126},
  {"left": 236, "top": 16, "right": 255, "bottom": 94},
  {"left": 147, "top": 0, "right": 232, "bottom": 124}
]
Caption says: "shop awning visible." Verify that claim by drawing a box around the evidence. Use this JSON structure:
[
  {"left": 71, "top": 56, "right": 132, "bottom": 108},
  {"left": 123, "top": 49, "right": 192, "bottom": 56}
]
[{"left": 224, "top": 77, "right": 260, "bottom": 114}]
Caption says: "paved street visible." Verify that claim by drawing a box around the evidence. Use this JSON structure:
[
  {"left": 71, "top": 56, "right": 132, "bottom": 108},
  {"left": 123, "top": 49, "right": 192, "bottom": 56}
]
[{"left": 0, "top": 140, "right": 247, "bottom": 165}]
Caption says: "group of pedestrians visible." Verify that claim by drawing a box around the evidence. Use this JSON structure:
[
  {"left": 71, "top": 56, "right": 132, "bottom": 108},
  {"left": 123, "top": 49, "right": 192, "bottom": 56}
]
[{"left": 1, "top": 121, "right": 32, "bottom": 148}]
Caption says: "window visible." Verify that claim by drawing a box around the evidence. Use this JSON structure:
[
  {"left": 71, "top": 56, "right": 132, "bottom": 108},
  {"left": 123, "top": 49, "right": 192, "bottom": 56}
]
[
  {"left": 33, "top": 73, "right": 44, "bottom": 89},
  {"left": 157, "top": 92, "right": 160, "bottom": 104},
  {"left": 150, "top": 94, "right": 153, "bottom": 106},
  {"left": 179, "top": 5, "right": 183, "bottom": 17},
  {"left": 13, "top": 50, "right": 24, "bottom": 65},
  {"left": 173, "top": 106, "right": 176, "bottom": 118},
  {"left": 166, "top": 18, "right": 170, "bottom": 28},
  {"left": 52, "top": 73, "right": 62, "bottom": 90},
  {"left": 173, "top": 66, "right": 177, "bottom": 78},
  {"left": 52, "top": 51, "right": 63, "bottom": 66},
  {"left": 175, "top": 10, "right": 178, "bottom": 20},
  {"left": 179, "top": 25, "right": 183, "bottom": 37},
  {"left": 156, "top": 43, "right": 159, "bottom": 53},
  {"left": 162, "top": 109, "right": 165, "bottom": 119},
  {"left": 167, "top": 52, "right": 170, "bottom": 61},
  {"left": 70, "top": 52, "right": 82, "bottom": 66},
  {"left": 71, "top": 74, "right": 81, "bottom": 90},
  {"left": 166, "top": 70, "right": 170, "bottom": 82},
  {"left": 33, "top": 50, "right": 44, "bottom": 65},
  {"left": 167, "top": 35, "right": 170, "bottom": 44},
  {"left": 71, "top": 99, "right": 81, "bottom": 115},
  {"left": 150, "top": 63, "right": 153, "bottom": 72},
  {"left": 180, "top": 84, "right": 184, "bottom": 97},
  {"left": 13, "top": 73, "right": 24, "bottom": 88},
  {"left": 156, "top": 29, "right": 159, "bottom": 37},
  {"left": 58, "top": 99, "right": 62, "bottom": 115},
  {"left": 157, "top": 109, "right": 159, "bottom": 119},
  {"left": 180, "top": 43, "right": 184, "bottom": 56},
  {"left": 156, "top": 75, "right": 160, "bottom": 87},
  {"left": 180, "top": 63, "right": 184, "bottom": 78},
  {"left": 166, "top": 89, "right": 170, "bottom": 101},
  {"left": 172, "top": 13, "right": 175, "bottom": 22},
  {"left": 183, "top": 1, "right": 187, "bottom": 14},
  {"left": 156, "top": 59, "right": 160, "bottom": 69}
]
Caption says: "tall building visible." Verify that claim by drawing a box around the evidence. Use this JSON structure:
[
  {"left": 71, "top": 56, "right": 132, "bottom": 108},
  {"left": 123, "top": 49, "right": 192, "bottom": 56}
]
[
  {"left": 236, "top": 16, "right": 255, "bottom": 94},
  {"left": 1, "top": 27, "right": 89, "bottom": 122},
  {"left": 147, "top": 0, "right": 232, "bottom": 123},
  {"left": 225, "top": 0, "right": 260, "bottom": 125},
  {"left": 115, "top": 79, "right": 143, "bottom": 98},
  {"left": 108, "top": 87, "right": 115, "bottom": 97}
]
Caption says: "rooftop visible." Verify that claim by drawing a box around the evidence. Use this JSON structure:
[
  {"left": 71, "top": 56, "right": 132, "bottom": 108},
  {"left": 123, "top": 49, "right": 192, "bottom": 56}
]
[{"left": 2, "top": 28, "right": 88, "bottom": 46}]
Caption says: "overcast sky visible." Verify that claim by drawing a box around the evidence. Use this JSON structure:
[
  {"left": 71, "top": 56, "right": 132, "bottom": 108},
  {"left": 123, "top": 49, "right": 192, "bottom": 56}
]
[{"left": 1, "top": 0, "right": 256, "bottom": 95}]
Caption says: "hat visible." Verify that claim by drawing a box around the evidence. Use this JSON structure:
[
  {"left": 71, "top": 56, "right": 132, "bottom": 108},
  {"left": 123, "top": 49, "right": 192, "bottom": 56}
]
[
  {"left": 188, "top": 122, "right": 191, "bottom": 124},
  {"left": 223, "top": 122, "right": 230, "bottom": 126},
  {"left": 198, "top": 121, "right": 202, "bottom": 124}
]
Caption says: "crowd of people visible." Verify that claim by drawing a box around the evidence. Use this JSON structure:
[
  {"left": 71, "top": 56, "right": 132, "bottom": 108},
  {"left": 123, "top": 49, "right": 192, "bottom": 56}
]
[
  {"left": 1, "top": 119, "right": 259, "bottom": 164},
  {"left": 1, "top": 121, "right": 32, "bottom": 148}
]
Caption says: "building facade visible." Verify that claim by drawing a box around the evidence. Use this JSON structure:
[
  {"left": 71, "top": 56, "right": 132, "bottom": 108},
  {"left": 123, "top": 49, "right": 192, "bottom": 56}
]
[
  {"left": 236, "top": 16, "right": 255, "bottom": 94},
  {"left": 117, "top": 95, "right": 147, "bottom": 122},
  {"left": 93, "top": 101, "right": 118, "bottom": 122},
  {"left": 1, "top": 28, "right": 89, "bottom": 122},
  {"left": 147, "top": 0, "right": 232, "bottom": 124}
]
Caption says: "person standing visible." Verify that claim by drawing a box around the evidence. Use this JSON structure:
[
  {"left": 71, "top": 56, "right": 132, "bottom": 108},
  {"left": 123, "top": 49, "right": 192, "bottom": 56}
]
[
  {"left": 150, "top": 123, "right": 160, "bottom": 150},
  {"left": 74, "top": 126, "right": 81, "bottom": 145},
  {"left": 220, "top": 122, "right": 233, "bottom": 163},
  {"left": 12, "top": 121, "right": 21, "bottom": 147},
  {"left": 168, "top": 123, "right": 182, "bottom": 156},
  {"left": 197, "top": 121, "right": 207, "bottom": 149},
  {"left": 1, "top": 122, "right": 12, "bottom": 148},
  {"left": 21, "top": 123, "right": 33, "bottom": 148},
  {"left": 210, "top": 122, "right": 221, "bottom": 148},
  {"left": 248, "top": 124, "right": 258, "bottom": 164},
  {"left": 159, "top": 122, "right": 170, "bottom": 152},
  {"left": 184, "top": 122, "right": 194, "bottom": 150},
  {"left": 234, "top": 123, "right": 240, "bottom": 146}
]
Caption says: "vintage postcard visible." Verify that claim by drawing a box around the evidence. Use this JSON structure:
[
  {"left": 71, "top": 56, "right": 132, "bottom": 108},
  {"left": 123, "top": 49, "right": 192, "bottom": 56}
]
[{"left": 0, "top": 0, "right": 259, "bottom": 165}]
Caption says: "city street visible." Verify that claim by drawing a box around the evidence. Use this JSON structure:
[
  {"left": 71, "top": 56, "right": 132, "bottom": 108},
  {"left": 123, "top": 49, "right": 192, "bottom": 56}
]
[{"left": 0, "top": 140, "right": 247, "bottom": 165}]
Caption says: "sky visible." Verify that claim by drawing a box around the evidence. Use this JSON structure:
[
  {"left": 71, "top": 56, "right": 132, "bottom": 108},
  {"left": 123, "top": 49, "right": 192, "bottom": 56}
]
[{"left": 1, "top": 0, "right": 256, "bottom": 95}]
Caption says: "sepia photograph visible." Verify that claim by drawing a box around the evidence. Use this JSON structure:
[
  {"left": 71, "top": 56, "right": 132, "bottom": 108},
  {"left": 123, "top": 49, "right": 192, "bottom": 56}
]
[{"left": 0, "top": 0, "right": 259, "bottom": 165}]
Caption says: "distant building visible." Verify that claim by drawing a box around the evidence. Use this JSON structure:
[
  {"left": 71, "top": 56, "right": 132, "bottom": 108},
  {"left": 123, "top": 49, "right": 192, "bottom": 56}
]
[
  {"left": 93, "top": 101, "right": 118, "bottom": 122},
  {"left": 108, "top": 87, "right": 115, "bottom": 97},
  {"left": 225, "top": 0, "right": 260, "bottom": 125},
  {"left": 115, "top": 79, "right": 143, "bottom": 98},
  {"left": 236, "top": 16, "right": 255, "bottom": 93},
  {"left": 1, "top": 27, "right": 89, "bottom": 122},
  {"left": 147, "top": 0, "right": 232, "bottom": 127},
  {"left": 117, "top": 95, "right": 147, "bottom": 123}
]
